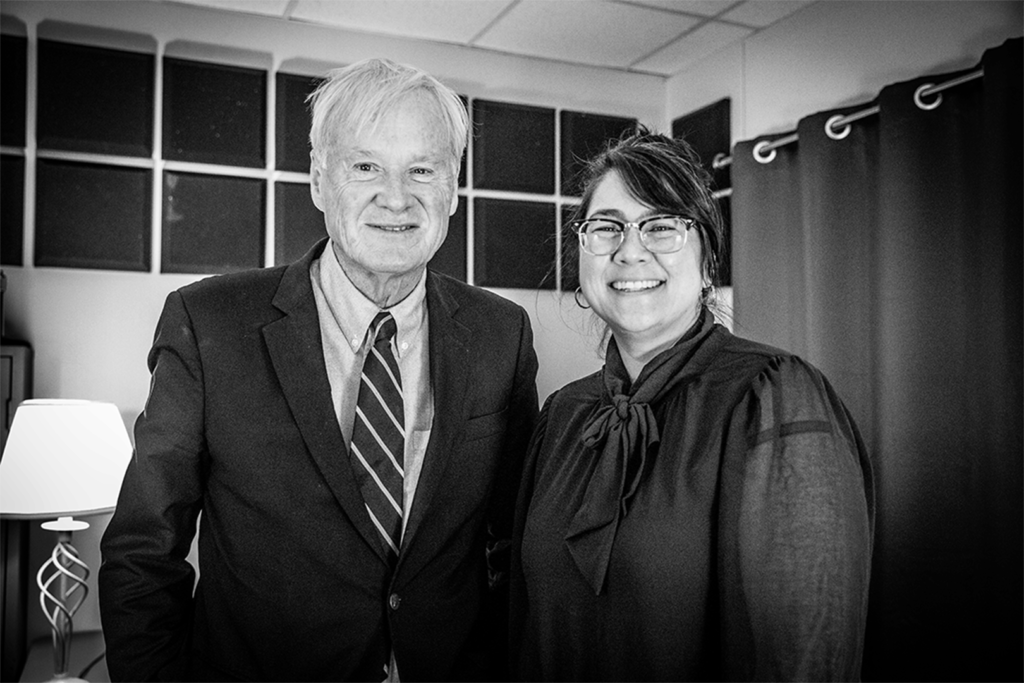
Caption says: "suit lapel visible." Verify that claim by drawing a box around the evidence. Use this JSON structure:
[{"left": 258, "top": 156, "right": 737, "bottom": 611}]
[
  {"left": 262, "top": 240, "right": 389, "bottom": 565},
  {"left": 398, "top": 273, "right": 472, "bottom": 575}
]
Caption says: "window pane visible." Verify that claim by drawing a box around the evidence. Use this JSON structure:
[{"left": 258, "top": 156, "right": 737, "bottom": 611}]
[
  {"left": 473, "top": 100, "right": 554, "bottom": 194},
  {"left": 35, "top": 160, "right": 151, "bottom": 271},
  {"left": 1, "top": 34, "right": 26, "bottom": 148},
  {"left": 474, "top": 198, "right": 555, "bottom": 290},
  {"left": 37, "top": 39, "right": 153, "bottom": 157},
  {"left": 164, "top": 57, "right": 266, "bottom": 168},
  {"left": 672, "top": 97, "right": 731, "bottom": 191},
  {"left": 274, "top": 181, "right": 325, "bottom": 265},
  {"left": 163, "top": 171, "right": 264, "bottom": 273},
  {"left": 429, "top": 196, "right": 466, "bottom": 282},
  {"left": 1, "top": 155, "right": 24, "bottom": 266},
  {"left": 276, "top": 72, "right": 320, "bottom": 173},
  {"left": 560, "top": 110, "right": 636, "bottom": 197},
  {"left": 672, "top": 98, "right": 731, "bottom": 285}
]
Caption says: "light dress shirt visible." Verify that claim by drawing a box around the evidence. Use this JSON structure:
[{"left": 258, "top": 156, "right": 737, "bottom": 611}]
[{"left": 310, "top": 245, "right": 434, "bottom": 682}]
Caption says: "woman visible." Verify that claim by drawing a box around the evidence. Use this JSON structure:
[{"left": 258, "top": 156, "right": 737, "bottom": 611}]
[{"left": 510, "top": 128, "right": 873, "bottom": 681}]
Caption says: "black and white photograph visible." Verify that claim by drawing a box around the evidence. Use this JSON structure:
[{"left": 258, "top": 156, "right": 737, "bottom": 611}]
[{"left": 0, "top": 1, "right": 1020, "bottom": 681}]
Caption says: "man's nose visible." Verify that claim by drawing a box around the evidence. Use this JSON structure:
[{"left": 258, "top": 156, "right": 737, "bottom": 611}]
[{"left": 375, "top": 173, "right": 412, "bottom": 211}]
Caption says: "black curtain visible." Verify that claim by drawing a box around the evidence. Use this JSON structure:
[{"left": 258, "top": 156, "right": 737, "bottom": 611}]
[{"left": 731, "top": 38, "right": 1022, "bottom": 681}]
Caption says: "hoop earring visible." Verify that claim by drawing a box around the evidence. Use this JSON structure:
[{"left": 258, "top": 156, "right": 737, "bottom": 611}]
[
  {"left": 574, "top": 287, "right": 591, "bottom": 310},
  {"left": 701, "top": 283, "right": 714, "bottom": 304}
]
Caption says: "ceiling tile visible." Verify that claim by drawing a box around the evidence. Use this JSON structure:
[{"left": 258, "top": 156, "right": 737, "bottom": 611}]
[
  {"left": 474, "top": 0, "right": 700, "bottom": 68},
  {"left": 622, "top": 0, "right": 739, "bottom": 18},
  {"left": 720, "top": 0, "right": 814, "bottom": 28},
  {"left": 290, "top": 0, "right": 515, "bottom": 44},
  {"left": 632, "top": 19, "right": 751, "bottom": 74},
  {"left": 165, "top": 0, "right": 292, "bottom": 17}
]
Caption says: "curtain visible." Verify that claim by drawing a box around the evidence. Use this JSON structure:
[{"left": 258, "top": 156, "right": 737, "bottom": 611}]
[{"left": 731, "top": 38, "right": 1022, "bottom": 682}]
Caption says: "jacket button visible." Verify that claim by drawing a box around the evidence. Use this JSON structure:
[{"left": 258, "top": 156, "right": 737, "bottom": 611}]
[{"left": 389, "top": 593, "right": 401, "bottom": 610}]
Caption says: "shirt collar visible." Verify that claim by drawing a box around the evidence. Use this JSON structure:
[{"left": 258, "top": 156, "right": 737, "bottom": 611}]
[{"left": 316, "top": 244, "right": 427, "bottom": 358}]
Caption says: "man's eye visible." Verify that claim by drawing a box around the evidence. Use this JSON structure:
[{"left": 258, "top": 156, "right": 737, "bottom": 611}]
[{"left": 353, "top": 163, "right": 375, "bottom": 173}]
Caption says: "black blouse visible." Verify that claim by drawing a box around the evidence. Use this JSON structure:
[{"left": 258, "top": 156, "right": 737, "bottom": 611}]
[{"left": 510, "top": 315, "right": 874, "bottom": 681}]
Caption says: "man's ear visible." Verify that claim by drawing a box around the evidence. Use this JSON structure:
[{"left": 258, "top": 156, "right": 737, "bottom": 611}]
[
  {"left": 449, "top": 187, "right": 458, "bottom": 216},
  {"left": 309, "top": 152, "right": 325, "bottom": 211}
]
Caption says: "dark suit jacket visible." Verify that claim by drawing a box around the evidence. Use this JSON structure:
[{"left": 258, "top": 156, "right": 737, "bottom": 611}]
[{"left": 99, "top": 240, "right": 539, "bottom": 682}]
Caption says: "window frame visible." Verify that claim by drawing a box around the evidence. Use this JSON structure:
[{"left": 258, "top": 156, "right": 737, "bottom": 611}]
[{"left": 2, "top": 23, "right": 641, "bottom": 290}]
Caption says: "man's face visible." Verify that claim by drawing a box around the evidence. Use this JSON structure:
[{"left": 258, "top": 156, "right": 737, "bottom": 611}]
[{"left": 310, "top": 91, "right": 458, "bottom": 298}]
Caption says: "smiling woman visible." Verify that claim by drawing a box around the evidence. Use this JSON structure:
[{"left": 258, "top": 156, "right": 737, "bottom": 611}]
[
  {"left": 510, "top": 128, "right": 875, "bottom": 682},
  {"left": 574, "top": 172, "right": 706, "bottom": 379}
]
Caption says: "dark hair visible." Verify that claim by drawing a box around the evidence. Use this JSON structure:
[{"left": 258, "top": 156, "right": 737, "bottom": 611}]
[{"left": 564, "top": 125, "right": 725, "bottom": 293}]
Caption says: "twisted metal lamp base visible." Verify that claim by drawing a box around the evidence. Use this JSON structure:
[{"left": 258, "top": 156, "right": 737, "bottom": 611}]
[{"left": 37, "top": 517, "right": 91, "bottom": 681}]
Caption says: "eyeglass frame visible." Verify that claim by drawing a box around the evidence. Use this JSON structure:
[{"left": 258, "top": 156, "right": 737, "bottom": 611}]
[{"left": 571, "top": 214, "right": 696, "bottom": 256}]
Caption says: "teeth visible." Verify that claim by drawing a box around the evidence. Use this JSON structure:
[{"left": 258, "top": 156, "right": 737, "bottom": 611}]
[
  {"left": 611, "top": 280, "right": 661, "bottom": 292},
  {"left": 372, "top": 224, "right": 414, "bottom": 231}
]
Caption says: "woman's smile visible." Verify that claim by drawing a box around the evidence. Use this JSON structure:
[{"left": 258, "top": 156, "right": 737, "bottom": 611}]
[{"left": 609, "top": 278, "right": 664, "bottom": 292}]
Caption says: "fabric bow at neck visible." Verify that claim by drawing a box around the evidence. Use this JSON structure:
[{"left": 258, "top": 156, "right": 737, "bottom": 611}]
[{"left": 565, "top": 308, "right": 717, "bottom": 595}]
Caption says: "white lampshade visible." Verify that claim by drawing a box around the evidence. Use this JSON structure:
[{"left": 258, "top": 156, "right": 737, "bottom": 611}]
[{"left": 0, "top": 399, "right": 132, "bottom": 519}]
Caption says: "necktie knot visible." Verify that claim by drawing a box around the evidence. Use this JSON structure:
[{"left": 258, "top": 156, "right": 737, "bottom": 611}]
[{"left": 370, "top": 312, "right": 397, "bottom": 346}]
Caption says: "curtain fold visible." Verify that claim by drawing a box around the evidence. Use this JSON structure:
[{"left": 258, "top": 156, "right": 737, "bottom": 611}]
[{"left": 731, "top": 38, "right": 1022, "bottom": 681}]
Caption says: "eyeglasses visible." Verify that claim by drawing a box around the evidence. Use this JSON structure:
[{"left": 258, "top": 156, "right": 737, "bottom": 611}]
[{"left": 573, "top": 215, "right": 694, "bottom": 256}]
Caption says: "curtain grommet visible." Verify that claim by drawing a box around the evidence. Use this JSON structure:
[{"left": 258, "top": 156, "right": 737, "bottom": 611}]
[
  {"left": 825, "top": 114, "right": 852, "bottom": 140},
  {"left": 914, "top": 83, "right": 942, "bottom": 111},
  {"left": 753, "top": 140, "right": 777, "bottom": 164}
]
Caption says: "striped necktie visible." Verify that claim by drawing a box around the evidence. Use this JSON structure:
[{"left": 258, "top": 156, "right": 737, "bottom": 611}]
[{"left": 350, "top": 311, "right": 405, "bottom": 561}]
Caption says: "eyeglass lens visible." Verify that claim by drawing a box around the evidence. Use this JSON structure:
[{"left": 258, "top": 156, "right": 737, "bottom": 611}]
[{"left": 577, "top": 216, "right": 689, "bottom": 255}]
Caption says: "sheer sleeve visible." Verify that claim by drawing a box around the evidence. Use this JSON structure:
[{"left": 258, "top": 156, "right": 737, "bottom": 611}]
[{"left": 718, "top": 356, "right": 874, "bottom": 681}]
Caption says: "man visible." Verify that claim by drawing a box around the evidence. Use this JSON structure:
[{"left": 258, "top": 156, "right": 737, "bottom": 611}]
[{"left": 99, "top": 58, "right": 539, "bottom": 682}]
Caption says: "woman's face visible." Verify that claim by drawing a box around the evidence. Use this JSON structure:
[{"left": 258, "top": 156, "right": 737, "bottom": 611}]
[{"left": 578, "top": 169, "right": 704, "bottom": 352}]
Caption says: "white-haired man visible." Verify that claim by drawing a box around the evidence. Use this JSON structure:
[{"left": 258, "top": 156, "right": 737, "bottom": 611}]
[{"left": 100, "top": 58, "right": 538, "bottom": 682}]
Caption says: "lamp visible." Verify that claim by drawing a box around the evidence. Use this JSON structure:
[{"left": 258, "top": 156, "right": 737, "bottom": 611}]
[{"left": 0, "top": 399, "right": 132, "bottom": 682}]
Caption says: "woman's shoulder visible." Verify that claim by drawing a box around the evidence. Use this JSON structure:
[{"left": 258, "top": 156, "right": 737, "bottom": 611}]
[
  {"left": 698, "top": 328, "right": 809, "bottom": 384},
  {"left": 527, "top": 371, "right": 604, "bottom": 464},
  {"left": 545, "top": 369, "right": 605, "bottom": 411},
  {"left": 714, "top": 329, "right": 796, "bottom": 367},
  {"left": 707, "top": 330, "right": 860, "bottom": 448},
  {"left": 701, "top": 328, "right": 844, "bottom": 416}
]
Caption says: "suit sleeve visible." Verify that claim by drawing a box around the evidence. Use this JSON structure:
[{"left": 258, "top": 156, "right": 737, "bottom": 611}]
[
  {"left": 508, "top": 392, "right": 554, "bottom": 680},
  {"left": 484, "top": 307, "right": 540, "bottom": 577},
  {"left": 483, "top": 307, "right": 539, "bottom": 678},
  {"left": 719, "top": 357, "right": 874, "bottom": 681},
  {"left": 99, "top": 290, "right": 206, "bottom": 682}
]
